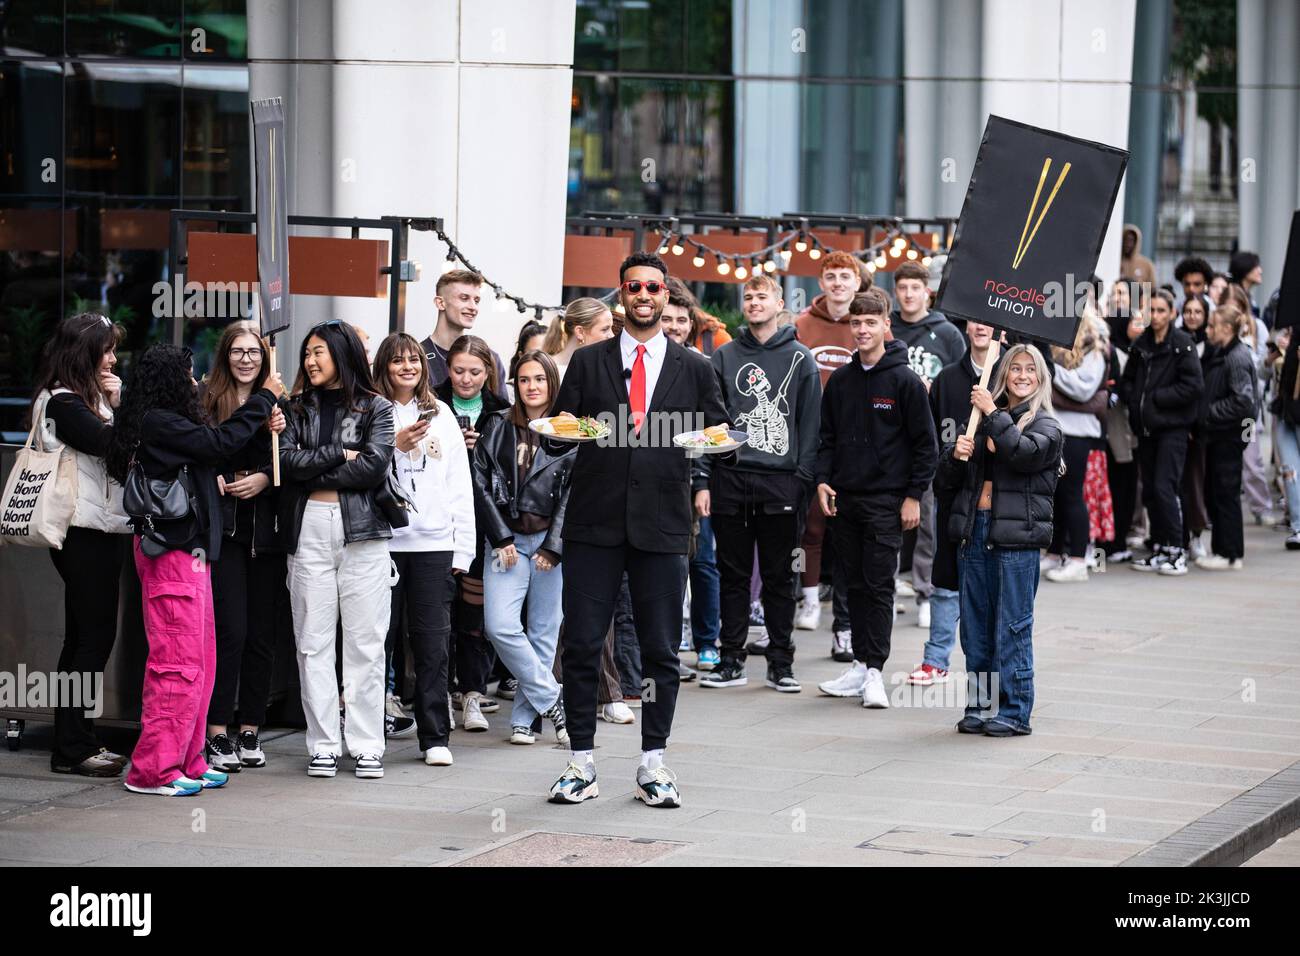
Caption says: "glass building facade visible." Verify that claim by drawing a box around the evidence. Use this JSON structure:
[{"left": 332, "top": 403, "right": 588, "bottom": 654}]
[{"left": 1, "top": 2, "right": 249, "bottom": 438}]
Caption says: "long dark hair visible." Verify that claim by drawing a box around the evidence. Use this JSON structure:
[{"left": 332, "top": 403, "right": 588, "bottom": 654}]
[
  {"left": 445, "top": 334, "right": 498, "bottom": 397},
  {"left": 202, "top": 321, "right": 269, "bottom": 424},
  {"left": 373, "top": 332, "right": 436, "bottom": 411},
  {"left": 295, "top": 321, "right": 378, "bottom": 412},
  {"left": 105, "top": 345, "right": 202, "bottom": 483},
  {"left": 33, "top": 312, "right": 125, "bottom": 421},
  {"left": 508, "top": 350, "right": 560, "bottom": 429}
]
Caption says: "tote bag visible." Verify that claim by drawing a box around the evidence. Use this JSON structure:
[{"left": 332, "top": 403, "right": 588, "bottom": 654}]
[{"left": 0, "top": 403, "right": 78, "bottom": 548}]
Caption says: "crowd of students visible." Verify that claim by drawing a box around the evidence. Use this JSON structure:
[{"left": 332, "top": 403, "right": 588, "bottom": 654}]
[{"left": 28, "top": 241, "right": 1299, "bottom": 803}]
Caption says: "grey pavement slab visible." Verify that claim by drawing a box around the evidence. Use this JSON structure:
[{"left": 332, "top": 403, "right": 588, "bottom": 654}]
[{"left": 2, "top": 522, "right": 1299, "bottom": 866}]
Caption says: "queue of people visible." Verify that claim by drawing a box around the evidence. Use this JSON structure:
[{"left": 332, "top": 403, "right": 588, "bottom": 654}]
[{"left": 20, "top": 239, "right": 1295, "bottom": 806}]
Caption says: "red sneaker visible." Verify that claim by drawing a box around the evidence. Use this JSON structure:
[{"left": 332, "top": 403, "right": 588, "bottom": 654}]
[{"left": 906, "top": 663, "right": 949, "bottom": 686}]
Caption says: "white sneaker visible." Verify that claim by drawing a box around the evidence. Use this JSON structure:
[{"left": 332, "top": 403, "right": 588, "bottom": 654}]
[
  {"left": 1189, "top": 533, "right": 1207, "bottom": 560},
  {"left": 830, "top": 629, "right": 853, "bottom": 662},
  {"left": 894, "top": 578, "right": 916, "bottom": 599},
  {"left": 861, "top": 667, "right": 890, "bottom": 709},
  {"left": 794, "top": 598, "right": 821, "bottom": 631},
  {"left": 1195, "top": 554, "right": 1243, "bottom": 571},
  {"left": 1039, "top": 554, "right": 1063, "bottom": 573},
  {"left": 818, "top": 660, "right": 868, "bottom": 697},
  {"left": 448, "top": 697, "right": 456, "bottom": 731},
  {"left": 917, "top": 600, "right": 931, "bottom": 629},
  {"left": 1046, "top": 559, "right": 1088, "bottom": 583},
  {"left": 462, "top": 693, "right": 489, "bottom": 732},
  {"left": 424, "top": 746, "right": 453, "bottom": 766},
  {"left": 385, "top": 693, "right": 407, "bottom": 720},
  {"left": 600, "top": 702, "right": 636, "bottom": 724}
]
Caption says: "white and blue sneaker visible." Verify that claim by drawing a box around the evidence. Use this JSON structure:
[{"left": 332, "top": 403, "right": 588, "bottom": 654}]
[
  {"left": 635, "top": 765, "right": 682, "bottom": 808},
  {"left": 199, "top": 768, "right": 228, "bottom": 789},
  {"left": 548, "top": 761, "right": 598, "bottom": 804},
  {"left": 124, "top": 775, "right": 203, "bottom": 797},
  {"left": 697, "top": 646, "right": 721, "bottom": 670}
]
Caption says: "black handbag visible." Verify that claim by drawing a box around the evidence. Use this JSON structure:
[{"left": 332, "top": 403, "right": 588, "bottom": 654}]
[
  {"left": 123, "top": 451, "right": 201, "bottom": 556},
  {"left": 374, "top": 457, "right": 415, "bottom": 529}
]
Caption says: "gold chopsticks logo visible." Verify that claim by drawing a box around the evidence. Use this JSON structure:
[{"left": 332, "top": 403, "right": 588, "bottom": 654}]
[{"left": 1012, "top": 157, "right": 1071, "bottom": 269}]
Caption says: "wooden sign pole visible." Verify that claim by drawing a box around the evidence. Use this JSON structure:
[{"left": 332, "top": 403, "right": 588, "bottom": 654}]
[
  {"left": 269, "top": 341, "right": 281, "bottom": 486},
  {"left": 955, "top": 339, "right": 1000, "bottom": 461}
]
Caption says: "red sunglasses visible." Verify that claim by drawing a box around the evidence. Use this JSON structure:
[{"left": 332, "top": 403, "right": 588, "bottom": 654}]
[{"left": 621, "top": 279, "right": 666, "bottom": 295}]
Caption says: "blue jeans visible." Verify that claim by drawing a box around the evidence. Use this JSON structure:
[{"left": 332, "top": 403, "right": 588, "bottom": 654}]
[
  {"left": 482, "top": 531, "right": 564, "bottom": 729},
  {"left": 1276, "top": 419, "right": 1300, "bottom": 533},
  {"left": 957, "top": 511, "right": 1039, "bottom": 731},
  {"left": 921, "top": 586, "right": 960, "bottom": 670},
  {"left": 690, "top": 517, "right": 721, "bottom": 650}
]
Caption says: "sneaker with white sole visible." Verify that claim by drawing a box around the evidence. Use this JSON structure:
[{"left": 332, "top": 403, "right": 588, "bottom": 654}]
[
  {"left": 496, "top": 678, "right": 518, "bottom": 700},
  {"left": 509, "top": 725, "right": 535, "bottom": 745},
  {"left": 1286, "top": 530, "right": 1300, "bottom": 550},
  {"left": 1188, "top": 533, "right": 1207, "bottom": 560},
  {"left": 831, "top": 629, "right": 853, "bottom": 663},
  {"left": 477, "top": 695, "right": 499, "bottom": 714},
  {"left": 354, "top": 754, "right": 384, "bottom": 779},
  {"left": 385, "top": 711, "right": 416, "bottom": 739},
  {"left": 634, "top": 765, "right": 681, "bottom": 808},
  {"left": 917, "top": 600, "right": 931, "bottom": 629},
  {"left": 895, "top": 578, "right": 916, "bottom": 598},
  {"left": 462, "top": 693, "right": 489, "bottom": 732},
  {"left": 765, "top": 664, "right": 801, "bottom": 693},
  {"left": 124, "top": 775, "right": 203, "bottom": 797},
  {"left": 862, "top": 667, "right": 890, "bottom": 708},
  {"left": 1157, "top": 548, "right": 1189, "bottom": 576},
  {"left": 906, "top": 663, "right": 949, "bottom": 686},
  {"left": 385, "top": 693, "right": 407, "bottom": 720},
  {"left": 1039, "top": 554, "right": 1063, "bottom": 574},
  {"left": 549, "top": 761, "right": 598, "bottom": 803},
  {"left": 697, "top": 646, "right": 721, "bottom": 670},
  {"left": 424, "top": 746, "right": 453, "bottom": 766},
  {"left": 600, "top": 701, "right": 636, "bottom": 724},
  {"left": 818, "top": 660, "right": 868, "bottom": 697},
  {"left": 542, "top": 698, "right": 569, "bottom": 744},
  {"left": 699, "top": 659, "right": 748, "bottom": 688},
  {"left": 745, "top": 631, "right": 770, "bottom": 656},
  {"left": 1130, "top": 546, "right": 1168, "bottom": 572},
  {"left": 1046, "top": 559, "right": 1089, "bottom": 583},
  {"left": 236, "top": 730, "right": 266, "bottom": 768},
  {"left": 1108, "top": 548, "right": 1133, "bottom": 563},
  {"left": 679, "top": 631, "right": 693, "bottom": 652},
  {"left": 205, "top": 733, "right": 242, "bottom": 773},
  {"left": 307, "top": 753, "right": 338, "bottom": 778},
  {"left": 1195, "top": 553, "right": 1243, "bottom": 571},
  {"left": 199, "top": 768, "right": 228, "bottom": 789},
  {"left": 793, "top": 597, "right": 821, "bottom": 631}
]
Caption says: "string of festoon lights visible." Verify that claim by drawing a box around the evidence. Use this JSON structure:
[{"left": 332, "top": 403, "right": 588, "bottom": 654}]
[{"left": 434, "top": 220, "right": 942, "bottom": 322}]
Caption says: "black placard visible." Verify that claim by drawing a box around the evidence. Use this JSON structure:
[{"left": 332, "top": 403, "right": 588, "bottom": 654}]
[
  {"left": 936, "top": 115, "right": 1128, "bottom": 347},
  {"left": 1274, "top": 210, "right": 1300, "bottom": 331},
  {"left": 251, "top": 97, "right": 291, "bottom": 337}
]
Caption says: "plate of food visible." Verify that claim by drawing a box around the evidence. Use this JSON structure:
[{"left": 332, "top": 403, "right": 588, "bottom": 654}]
[
  {"left": 673, "top": 425, "right": 747, "bottom": 453},
  {"left": 528, "top": 415, "right": 611, "bottom": 442}
]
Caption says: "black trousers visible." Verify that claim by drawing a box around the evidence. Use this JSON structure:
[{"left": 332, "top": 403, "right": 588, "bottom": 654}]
[
  {"left": 1049, "top": 436, "right": 1093, "bottom": 559},
  {"left": 448, "top": 576, "right": 492, "bottom": 696},
  {"left": 208, "top": 542, "right": 287, "bottom": 727},
  {"left": 47, "top": 527, "right": 126, "bottom": 766},
  {"left": 834, "top": 492, "right": 903, "bottom": 670},
  {"left": 1205, "top": 438, "right": 1246, "bottom": 561},
  {"left": 1138, "top": 429, "right": 1189, "bottom": 548},
  {"left": 561, "top": 540, "right": 685, "bottom": 752},
  {"left": 712, "top": 506, "right": 802, "bottom": 668},
  {"left": 1103, "top": 448, "right": 1139, "bottom": 553},
  {"left": 389, "top": 550, "right": 455, "bottom": 749}
]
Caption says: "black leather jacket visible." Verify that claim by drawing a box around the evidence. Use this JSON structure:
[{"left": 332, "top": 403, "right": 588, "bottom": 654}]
[
  {"left": 278, "top": 391, "right": 396, "bottom": 552},
  {"left": 470, "top": 410, "right": 574, "bottom": 560},
  {"left": 936, "top": 403, "right": 1064, "bottom": 550}
]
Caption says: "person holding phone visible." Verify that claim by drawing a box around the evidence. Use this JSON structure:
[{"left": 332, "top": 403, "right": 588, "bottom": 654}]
[
  {"left": 814, "top": 290, "right": 937, "bottom": 709},
  {"left": 374, "top": 333, "right": 476, "bottom": 764}
]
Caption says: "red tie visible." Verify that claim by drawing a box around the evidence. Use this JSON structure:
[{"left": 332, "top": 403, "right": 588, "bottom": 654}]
[{"left": 630, "top": 344, "right": 647, "bottom": 433}]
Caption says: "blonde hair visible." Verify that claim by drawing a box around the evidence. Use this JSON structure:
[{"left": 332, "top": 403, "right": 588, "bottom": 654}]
[
  {"left": 1051, "top": 306, "right": 1107, "bottom": 370},
  {"left": 544, "top": 297, "right": 610, "bottom": 354},
  {"left": 1211, "top": 303, "right": 1254, "bottom": 343},
  {"left": 991, "top": 343, "right": 1055, "bottom": 429},
  {"left": 1219, "top": 285, "right": 1257, "bottom": 347}
]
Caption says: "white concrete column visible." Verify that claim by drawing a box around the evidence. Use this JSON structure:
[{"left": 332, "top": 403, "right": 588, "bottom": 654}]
[{"left": 732, "top": 0, "right": 802, "bottom": 216}]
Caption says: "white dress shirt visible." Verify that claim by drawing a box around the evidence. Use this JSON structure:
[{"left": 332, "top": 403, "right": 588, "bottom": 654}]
[{"left": 620, "top": 328, "right": 667, "bottom": 409}]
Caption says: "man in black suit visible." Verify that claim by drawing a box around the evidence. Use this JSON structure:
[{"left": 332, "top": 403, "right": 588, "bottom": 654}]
[{"left": 546, "top": 252, "right": 730, "bottom": 808}]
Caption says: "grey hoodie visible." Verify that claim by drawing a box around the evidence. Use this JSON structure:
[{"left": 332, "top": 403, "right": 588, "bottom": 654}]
[
  {"left": 705, "top": 323, "right": 821, "bottom": 482},
  {"left": 888, "top": 308, "right": 966, "bottom": 385}
]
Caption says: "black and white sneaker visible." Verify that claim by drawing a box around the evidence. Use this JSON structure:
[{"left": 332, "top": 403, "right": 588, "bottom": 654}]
[
  {"left": 236, "top": 730, "right": 266, "bottom": 768},
  {"left": 635, "top": 765, "right": 682, "bottom": 808},
  {"left": 385, "top": 712, "right": 416, "bottom": 739},
  {"left": 745, "top": 631, "right": 769, "bottom": 656},
  {"left": 307, "top": 753, "right": 337, "bottom": 778},
  {"left": 699, "top": 660, "right": 748, "bottom": 688},
  {"left": 509, "top": 725, "right": 536, "bottom": 745},
  {"left": 1157, "top": 547, "right": 1189, "bottom": 576},
  {"left": 497, "top": 679, "right": 518, "bottom": 700},
  {"left": 477, "top": 696, "right": 500, "bottom": 714},
  {"left": 205, "top": 733, "right": 242, "bottom": 773},
  {"left": 765, "top": 665, "right": 802, "bottom": 693},
  {"left": 1130, "top": 546, "right": 1168, "bottom": 572},
  {"left": 548, "top": 761, "right": 598, "bottom": 803},
  {"left": 355, "top": 754, "right": 384, "bottom": 779},
  {"left": 541, "top": 697, "right": 569, "bottom": 744}
]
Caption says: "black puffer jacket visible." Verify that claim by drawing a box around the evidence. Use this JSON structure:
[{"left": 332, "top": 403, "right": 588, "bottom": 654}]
[
  {"left": 471, "top": 410, "right": 575, "bottom": 560},
  {"left": 936, "top": 403, "right": 1064, "bottom": 550},
  {"left": 1119, "top": 326, "right": 1203, "bottom": 435},
  {"left": 278, "top": 391, "right": 395, "bottom": 552},
  {"left": 1200, "top": 339, "right": 1258, "bottom": 440}
]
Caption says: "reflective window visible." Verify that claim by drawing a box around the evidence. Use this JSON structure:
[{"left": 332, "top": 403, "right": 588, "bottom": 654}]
[
  {"left": 66, "top": 0, "right": 184, "bottom": 58},
  {"left": 1, "top": 1, "right": 65, "bottom": 57}
]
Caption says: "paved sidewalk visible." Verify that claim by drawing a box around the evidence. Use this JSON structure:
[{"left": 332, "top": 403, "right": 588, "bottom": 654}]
[{"left": 2, "top": 523, "right": 1298, "bottom": 866}]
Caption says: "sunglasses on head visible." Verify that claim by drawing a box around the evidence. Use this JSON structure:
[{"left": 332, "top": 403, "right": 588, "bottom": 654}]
[{"left": 621, "top": 280, "right": 666, "bottom": 295}]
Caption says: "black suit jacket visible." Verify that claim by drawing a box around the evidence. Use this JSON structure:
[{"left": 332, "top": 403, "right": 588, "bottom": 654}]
[{"left": 552, "top": 335, "right": 730, "bottom": 554}]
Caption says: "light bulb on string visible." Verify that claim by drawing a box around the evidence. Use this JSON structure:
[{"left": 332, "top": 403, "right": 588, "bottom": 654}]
[
  {"left": 440, "top": 252, "right": 457, "bottom": 274},
  {"left": 892, "top": 236, "right": 907, "bottom": 251},
  {"left": 906, "top": 249, "right": 918, "bottom": 260},
  {"left": 874, "top": 254, "right": 887, "bottom": 268},
  {"left": 780, "top": 247, "right": 793, "bottom": 263},
  {"left": 763, "top": 258, "right": 777, "bottom": 273},
  {"left": 866, "top": 261, "right": 877, "bottom": 274},
  {"left": 495, "top": 289, "right": 510, "bottom": 312},
  {"left": 716, "top": 256, "right": 730, "bottom": 276},
  {"left": 734, "top": 264, "right": 748, "bottom": 280},
  {"left": 692, "top": 253, "right": 706, "bottom": 268},
  {"left": 889, "top": 245, "right": 902, "bottom": 258},
  {"left": 671, "top": 241, "right": 685, "bottom": 256},
  {"left": 794, "top": 234, "right": 808, "bottom": 253},
  {"left": 808, "top": 245, "right": 822, "bottom": 261},
  {"left": 921, "top": 256, "right": 932, "bottom": 267}
]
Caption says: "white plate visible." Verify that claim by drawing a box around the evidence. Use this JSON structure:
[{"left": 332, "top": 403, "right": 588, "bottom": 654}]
[
  {"left": 527, "top": 416, "right": 609, "bottom": 443},
  {"left": 673, "top": 429, "right": 748, "bottom": 454}
]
